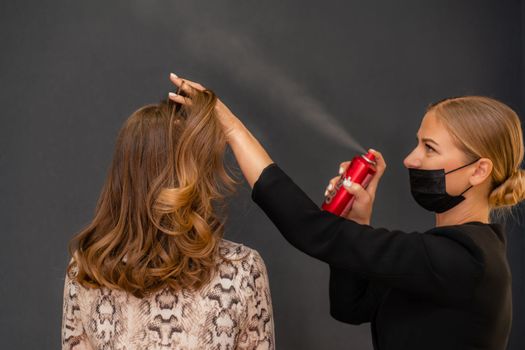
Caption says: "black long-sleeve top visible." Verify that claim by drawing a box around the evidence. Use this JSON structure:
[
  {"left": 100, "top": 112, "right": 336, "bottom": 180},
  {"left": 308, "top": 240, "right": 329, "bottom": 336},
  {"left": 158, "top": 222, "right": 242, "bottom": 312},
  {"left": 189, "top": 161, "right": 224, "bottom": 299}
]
[{"left": 251, "top": 163, "right": 512, "bottom": 350}]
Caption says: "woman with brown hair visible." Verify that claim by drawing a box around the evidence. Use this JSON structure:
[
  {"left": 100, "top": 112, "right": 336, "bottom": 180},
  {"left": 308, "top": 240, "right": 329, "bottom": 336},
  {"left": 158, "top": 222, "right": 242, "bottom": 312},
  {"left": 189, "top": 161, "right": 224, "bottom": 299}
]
[
  {"left": 61, "top": 88, "right": 275, "bottom": 349},
  {"left": 169, "top": 73, "right": 524, "bottom": 350}
]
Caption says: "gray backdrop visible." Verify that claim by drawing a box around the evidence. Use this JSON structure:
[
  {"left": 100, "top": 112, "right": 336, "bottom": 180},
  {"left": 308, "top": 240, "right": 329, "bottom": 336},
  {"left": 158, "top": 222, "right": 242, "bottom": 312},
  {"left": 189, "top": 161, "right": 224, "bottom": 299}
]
[{"left": 1, "top": 1, "right": 524, "bottom": 349}]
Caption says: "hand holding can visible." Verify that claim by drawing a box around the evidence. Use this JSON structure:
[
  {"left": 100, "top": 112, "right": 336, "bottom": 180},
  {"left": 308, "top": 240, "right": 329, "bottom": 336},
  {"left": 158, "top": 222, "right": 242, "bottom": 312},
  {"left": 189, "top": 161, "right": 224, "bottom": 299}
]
[{"left": 322, "top": 149, "right": 386, "bottom": 225}]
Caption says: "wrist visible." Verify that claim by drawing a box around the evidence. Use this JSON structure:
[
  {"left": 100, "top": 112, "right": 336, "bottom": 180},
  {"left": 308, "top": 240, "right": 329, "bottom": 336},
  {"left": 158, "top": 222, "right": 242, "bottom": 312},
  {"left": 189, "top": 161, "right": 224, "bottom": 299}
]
[
  {"left": 226, "top": 122, "right": 249, "bottom": 144},
  {"left": 345, "top": 214, "right": 370, "bottom": 226}
]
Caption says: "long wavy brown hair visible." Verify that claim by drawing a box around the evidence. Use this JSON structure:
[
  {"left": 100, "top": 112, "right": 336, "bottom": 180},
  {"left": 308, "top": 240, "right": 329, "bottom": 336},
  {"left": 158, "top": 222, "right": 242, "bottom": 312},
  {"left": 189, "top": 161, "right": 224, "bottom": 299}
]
[{"left": 67, "top": 87, "right": 239, "bottom": 298}]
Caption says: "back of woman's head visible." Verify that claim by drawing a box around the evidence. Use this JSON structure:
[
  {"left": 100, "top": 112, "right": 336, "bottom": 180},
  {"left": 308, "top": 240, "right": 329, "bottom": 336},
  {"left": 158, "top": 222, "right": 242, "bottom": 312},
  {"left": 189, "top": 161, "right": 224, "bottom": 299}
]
[
  {"left": 68, "top": 88, "right": 238, "bottom": 298},
  {"left": 427, "top": 96, "right": 525, "bottom": 215}
]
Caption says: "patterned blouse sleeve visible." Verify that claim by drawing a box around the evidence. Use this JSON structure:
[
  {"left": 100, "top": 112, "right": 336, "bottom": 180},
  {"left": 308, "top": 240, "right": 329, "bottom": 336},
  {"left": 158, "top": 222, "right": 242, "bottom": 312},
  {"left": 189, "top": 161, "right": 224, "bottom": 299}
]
[
  {"left": 61, "top": 262, "right": 93, "bottom": 350},
  {"left": 237, "top": 249, "right": 275, "bottom": 349}
]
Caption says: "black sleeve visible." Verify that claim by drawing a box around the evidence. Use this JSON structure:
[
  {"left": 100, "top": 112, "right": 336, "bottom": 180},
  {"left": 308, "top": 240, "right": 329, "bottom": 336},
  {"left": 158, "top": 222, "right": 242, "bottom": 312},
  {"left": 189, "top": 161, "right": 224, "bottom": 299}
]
[
  {"left": 329, "top": 265, "right": 389, "bottom": 325},
  {"left": 251, "top": 163, "right": 484, "bottom": 299}
]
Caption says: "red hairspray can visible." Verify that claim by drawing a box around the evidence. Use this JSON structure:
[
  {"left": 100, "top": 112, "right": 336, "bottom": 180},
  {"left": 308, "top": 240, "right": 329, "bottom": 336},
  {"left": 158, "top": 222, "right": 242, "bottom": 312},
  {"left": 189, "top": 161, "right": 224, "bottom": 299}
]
[{"left": 322, "top": 151, "right": 377, "bottom": 216}]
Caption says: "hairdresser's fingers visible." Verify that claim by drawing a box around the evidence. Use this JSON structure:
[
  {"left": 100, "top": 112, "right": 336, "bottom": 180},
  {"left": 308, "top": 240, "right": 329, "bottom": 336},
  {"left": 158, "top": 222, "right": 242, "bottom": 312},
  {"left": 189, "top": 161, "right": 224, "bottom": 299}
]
[
  {"left": 365, "top": 149, "right": 387, "bottom": 199},
  {"left": 342, "top": 180, "right": 371, "bottom": 204},
  {"left": 174, "top": 76, "right": 206, "bottom": 90},
  {"left": 168, "top": 92, "right": 193, "bottom": 106},
  {"left": 339, "top": 161, "right": 351, "bottom": 175},
  {"left": 169, "top": 77, "right": 196, "bottom": 96},
  {"left": 169, "top": 73, "right": 205, "bottom": 94},
  {"left": 168, "top": 75, "right": 197, "bottom": 97},
  {"left": 184, "top": 79, "right": 206, "bottom": 91},
  {"left": 325, "top": 176, "right": 341, "bottom": 196}
]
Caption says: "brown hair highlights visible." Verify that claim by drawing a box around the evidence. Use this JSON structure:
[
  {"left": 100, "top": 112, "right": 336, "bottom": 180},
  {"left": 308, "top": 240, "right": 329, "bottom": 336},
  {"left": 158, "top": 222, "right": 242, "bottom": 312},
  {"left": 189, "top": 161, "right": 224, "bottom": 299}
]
[
  {"left": 427, "top": 96, "right": 525, "bottom": 213},
  {"left": 67, "top": 88, "right": 239, "bottom": 298}
]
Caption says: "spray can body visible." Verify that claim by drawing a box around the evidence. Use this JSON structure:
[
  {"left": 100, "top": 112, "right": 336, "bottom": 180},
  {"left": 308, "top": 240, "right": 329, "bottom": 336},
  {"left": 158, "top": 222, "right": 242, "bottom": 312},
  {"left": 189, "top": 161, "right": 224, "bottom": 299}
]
[{"left": 322, "top": 151, "right": 377, "bottom": 217}]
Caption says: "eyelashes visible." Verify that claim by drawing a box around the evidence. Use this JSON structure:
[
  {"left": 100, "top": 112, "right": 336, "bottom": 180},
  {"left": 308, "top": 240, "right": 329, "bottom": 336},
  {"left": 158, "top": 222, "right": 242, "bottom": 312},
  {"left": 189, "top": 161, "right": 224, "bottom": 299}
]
[
  {"left": 415, "top": 139, "right": 436, "bottom": 153},
  {"left": 425, "top": 144, "right": 435, "bottom": 152}
]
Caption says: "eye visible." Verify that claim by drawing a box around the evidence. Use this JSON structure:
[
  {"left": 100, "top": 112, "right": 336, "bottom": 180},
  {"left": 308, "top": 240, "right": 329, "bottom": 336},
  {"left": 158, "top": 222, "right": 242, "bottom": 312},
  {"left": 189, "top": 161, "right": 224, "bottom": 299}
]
[{"left": 425, "top": 143, "right": 435, "bottom": 152}]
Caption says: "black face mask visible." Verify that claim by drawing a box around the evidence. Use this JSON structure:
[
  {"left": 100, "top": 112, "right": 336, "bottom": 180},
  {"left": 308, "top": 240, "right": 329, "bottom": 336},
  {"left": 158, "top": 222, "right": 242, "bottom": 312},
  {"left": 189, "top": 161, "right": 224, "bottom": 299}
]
[{"left": 408, "top": 158, "right": 480, "bottom": 213}]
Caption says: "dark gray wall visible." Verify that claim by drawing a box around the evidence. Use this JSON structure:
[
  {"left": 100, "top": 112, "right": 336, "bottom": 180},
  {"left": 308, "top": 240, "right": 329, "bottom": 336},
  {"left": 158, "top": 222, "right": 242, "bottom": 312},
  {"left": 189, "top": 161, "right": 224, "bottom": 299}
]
[{"left": 1, "top": 1, "right": 523, "bottom": 349}]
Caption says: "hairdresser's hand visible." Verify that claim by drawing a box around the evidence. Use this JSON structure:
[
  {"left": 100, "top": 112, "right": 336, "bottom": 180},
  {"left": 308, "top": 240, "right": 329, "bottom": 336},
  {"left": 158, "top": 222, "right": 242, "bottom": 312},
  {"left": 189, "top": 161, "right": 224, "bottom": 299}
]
[
  {"left": 168, "top": 72, "right": 273, "bottom": 188},
  {"left": 324, "top": 149, "right": 386, "bottom": 225},
  {"left": 168, "top": 73, "right": 245, "bottom": 141}
]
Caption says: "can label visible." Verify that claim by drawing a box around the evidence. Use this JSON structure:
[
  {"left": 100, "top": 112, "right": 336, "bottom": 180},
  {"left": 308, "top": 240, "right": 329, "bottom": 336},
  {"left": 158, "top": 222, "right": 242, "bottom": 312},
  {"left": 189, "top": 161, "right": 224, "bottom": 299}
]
[{"left": 324, "top": 175, "right": 347, "bottom": 205}]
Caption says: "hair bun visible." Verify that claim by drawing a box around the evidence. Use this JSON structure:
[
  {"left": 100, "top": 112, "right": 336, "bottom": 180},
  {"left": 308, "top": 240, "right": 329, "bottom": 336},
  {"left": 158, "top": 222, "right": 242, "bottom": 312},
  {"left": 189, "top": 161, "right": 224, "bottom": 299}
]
[{"left": 489, "top": 168, "right": 525, "bottom": 208}]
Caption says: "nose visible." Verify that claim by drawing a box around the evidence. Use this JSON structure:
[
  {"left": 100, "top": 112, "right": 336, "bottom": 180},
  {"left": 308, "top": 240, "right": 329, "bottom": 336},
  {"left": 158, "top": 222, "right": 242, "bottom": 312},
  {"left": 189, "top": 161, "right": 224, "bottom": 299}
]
[{"left": 403, "top": 149, "right": 421, "bottom": 169}]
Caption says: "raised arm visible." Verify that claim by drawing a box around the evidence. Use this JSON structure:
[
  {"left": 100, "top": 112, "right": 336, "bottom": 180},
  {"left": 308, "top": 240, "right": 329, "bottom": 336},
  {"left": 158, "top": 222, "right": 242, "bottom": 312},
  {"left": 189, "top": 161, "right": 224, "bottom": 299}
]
[
  {"left": 168, "top": 73, "right": 273, "bottom": 188},
  {"left": 251, "top": 163, "right": 484, "bottom": 299},
  {"left": 169, "top": 73, "right": 387, "bottom": 227}
]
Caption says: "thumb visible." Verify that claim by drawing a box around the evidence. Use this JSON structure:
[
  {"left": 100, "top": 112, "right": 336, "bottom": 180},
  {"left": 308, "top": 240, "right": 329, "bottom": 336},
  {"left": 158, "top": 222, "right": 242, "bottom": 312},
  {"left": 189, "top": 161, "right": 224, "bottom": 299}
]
[{"left": 342, "top": 180, "right": 371, "bottom": 203}]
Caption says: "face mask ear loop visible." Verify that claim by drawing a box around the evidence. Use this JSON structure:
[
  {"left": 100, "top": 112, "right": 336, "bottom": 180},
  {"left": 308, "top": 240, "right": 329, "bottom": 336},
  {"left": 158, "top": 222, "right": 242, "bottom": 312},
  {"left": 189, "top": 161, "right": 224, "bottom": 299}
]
[
  {"left": 444, "top": 158, "right": 481, "bottom": 175},
  {"left": 458, "top": 184, "right": 474, "bottom": 196}
]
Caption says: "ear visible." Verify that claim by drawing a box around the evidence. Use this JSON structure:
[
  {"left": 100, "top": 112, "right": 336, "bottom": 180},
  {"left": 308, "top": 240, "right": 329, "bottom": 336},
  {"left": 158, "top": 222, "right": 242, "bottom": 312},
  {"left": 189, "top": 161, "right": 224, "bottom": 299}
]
[{"left": 470, "top": 158, "right": 493, "bottom": 186}]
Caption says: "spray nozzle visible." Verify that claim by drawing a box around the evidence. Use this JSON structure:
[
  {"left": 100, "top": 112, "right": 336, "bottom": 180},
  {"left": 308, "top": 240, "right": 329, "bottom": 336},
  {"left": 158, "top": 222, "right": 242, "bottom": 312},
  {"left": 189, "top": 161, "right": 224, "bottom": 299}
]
[{"left": 361, "top": 150, "right": 377, "bottom": 165}]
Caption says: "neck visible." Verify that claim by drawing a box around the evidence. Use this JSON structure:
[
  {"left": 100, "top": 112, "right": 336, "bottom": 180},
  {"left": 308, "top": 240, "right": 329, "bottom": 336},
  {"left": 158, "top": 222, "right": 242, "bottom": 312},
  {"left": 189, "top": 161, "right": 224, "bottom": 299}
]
[{"left": 435, "top": 196, "right": 490, "bottom": 227}]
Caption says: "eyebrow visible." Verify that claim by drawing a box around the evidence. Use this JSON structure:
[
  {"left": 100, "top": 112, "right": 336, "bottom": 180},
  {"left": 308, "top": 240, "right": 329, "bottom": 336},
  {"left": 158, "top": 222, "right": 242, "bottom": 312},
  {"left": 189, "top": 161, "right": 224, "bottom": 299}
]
[{"left": 416, "top": 134, "right": 440, "bottom": 147}]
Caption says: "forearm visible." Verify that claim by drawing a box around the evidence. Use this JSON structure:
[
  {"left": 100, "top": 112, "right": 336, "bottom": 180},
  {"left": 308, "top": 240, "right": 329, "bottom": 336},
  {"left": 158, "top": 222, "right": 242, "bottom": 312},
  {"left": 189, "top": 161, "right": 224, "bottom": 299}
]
[{"left": 227, "top": 124, "right": 274, "bottom": 188}]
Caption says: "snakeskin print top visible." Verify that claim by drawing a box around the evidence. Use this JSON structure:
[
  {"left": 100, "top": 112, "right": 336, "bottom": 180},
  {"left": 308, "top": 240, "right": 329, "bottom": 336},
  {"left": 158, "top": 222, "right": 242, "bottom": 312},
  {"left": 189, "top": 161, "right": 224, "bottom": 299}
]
[{"left": 61, "top": 239, "right": 275, "bottom": 349}]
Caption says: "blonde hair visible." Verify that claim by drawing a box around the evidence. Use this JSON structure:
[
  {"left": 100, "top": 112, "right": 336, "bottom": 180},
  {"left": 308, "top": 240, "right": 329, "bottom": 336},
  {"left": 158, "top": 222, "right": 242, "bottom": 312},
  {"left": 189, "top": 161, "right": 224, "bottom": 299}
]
[
  {"left": 67, "top": 88, "right": 239, "bottom": 298},
  {"left": 428, "top": 96, "right": 525, "bottom": 214}
]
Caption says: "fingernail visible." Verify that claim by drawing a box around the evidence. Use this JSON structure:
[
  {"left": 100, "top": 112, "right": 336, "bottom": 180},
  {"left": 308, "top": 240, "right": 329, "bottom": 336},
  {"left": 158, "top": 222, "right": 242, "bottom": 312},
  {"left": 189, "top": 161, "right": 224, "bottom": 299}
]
[
  {"left": 343, "top": 179, "right": 352, "bottom": 187},
  {"left": 339, "top": 167, "right": 344, "bottom": 175},
  {"left": 170, "top": 73, "right": 178, "bottom": 78},
  {"left": 328, "top": 184, "right": 333, "bottom": 190},
  {"left": 324, "top": 190, "right": 328, "bottom": 196},
  {"left": 168, "top": 92, "right": 178, "bottom": 97}
]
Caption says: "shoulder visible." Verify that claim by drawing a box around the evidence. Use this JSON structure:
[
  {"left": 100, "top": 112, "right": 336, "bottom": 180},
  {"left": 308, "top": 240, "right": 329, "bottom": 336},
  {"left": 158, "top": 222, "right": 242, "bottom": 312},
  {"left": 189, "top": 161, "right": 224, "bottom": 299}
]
[
  {"left": 218, "top": 239, "right": 266, "bottom": 263},
  {"left": 62, "top": 258, "right": 85, "bottom": 307},
  {"left": 216, "top": 239, "right": 270, "bottom": 280},
  {"left": 65, "top": 257, "right": 79, "bottom": 281},
  {"left": 421, "top": 224, "right": 490, "bottom": 281},
  {"left": 424, "top": 222, "right": 500, "bottom": 258},
  {"left": 217, "top": 239, "right": 252, "bottom": 260},
  {"left": 424, "top": 224, "right": 485, "bottom": 257}
]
